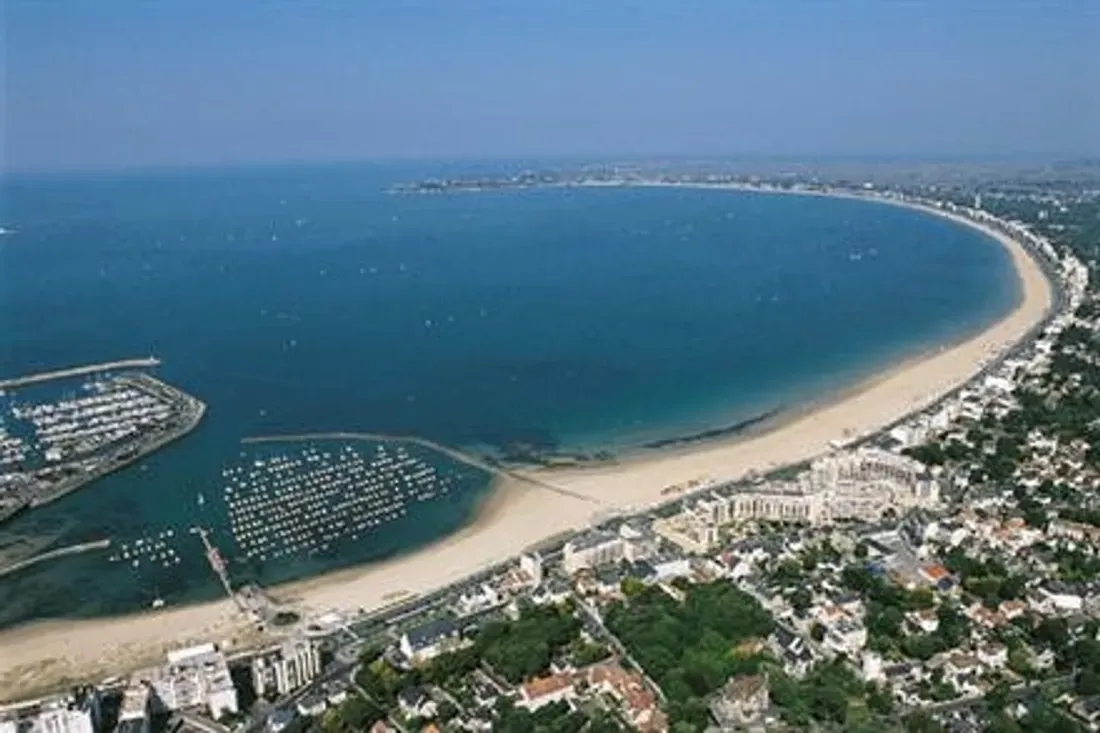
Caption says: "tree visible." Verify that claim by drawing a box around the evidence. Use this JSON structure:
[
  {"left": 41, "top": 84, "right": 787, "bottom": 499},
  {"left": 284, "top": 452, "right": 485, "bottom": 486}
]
[
  {"left": 903, "top": 709, "right": 944, "bottom": 733},
  {"left": 1077, "top": 668, "right": 1100, "bottom": 696},
  {"left": 789, "top": 586, "right": 813, "bottom": 616},
  {"left": 984, "top": 681, "right": 1012, "bottom": 715}
]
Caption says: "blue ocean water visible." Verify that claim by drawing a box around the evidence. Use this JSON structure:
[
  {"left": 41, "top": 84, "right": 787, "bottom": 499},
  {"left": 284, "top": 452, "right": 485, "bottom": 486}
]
[{"left": 0, "top": 163, "right": 1017, "bottom": 627}]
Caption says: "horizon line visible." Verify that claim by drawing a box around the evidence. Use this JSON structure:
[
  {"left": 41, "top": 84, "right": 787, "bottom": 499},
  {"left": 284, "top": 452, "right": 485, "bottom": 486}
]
[{"left": 6, "top": 150, "right": 1100, "bottom": 179}]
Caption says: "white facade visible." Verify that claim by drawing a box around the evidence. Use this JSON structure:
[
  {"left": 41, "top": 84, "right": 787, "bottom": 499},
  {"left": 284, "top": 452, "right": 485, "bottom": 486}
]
[
  {"left": 652, "top": 513, "right": 719, "bottom": 554},
  {"left": 117, "top": 684, "right": 151, "bottom": 733},
  {"left": 28, "top": 707, "right": 93, "bottom": 733},
  {"left": 562, "top": 531, "right": 624, "bottom": 574},
  {"left": 674, "top": 448, "right": 938, "bottom": 532},
  {"left": 152, "top": 643, "right": 239, "bottom": 718},
  {"left": 252, "top": 638, "right": 321, "bottom": 697},
  {"left": 519, "top": 553, "right": 543, "bottom": 585}
]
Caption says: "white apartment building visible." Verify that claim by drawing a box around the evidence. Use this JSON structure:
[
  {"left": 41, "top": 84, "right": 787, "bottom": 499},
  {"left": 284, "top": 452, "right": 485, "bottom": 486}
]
[
  {"left": 562, "top": 530, "right": 624, "bottom": 574},
  {"left": 675, "top": 449, "right": 939, "bottom": 534},
  {"left": 149, "top": 643, "right": 239, "bottom": 718},
  {"left": 0, "top": 692, "right": 99, "bottom": 733},
  {"left": 252, "top": 637, "right": 321, "bottom": 697},
  {"left": 116, "top": 684, "right": 151, "bottom": 733},
  {"left": 561, "top": 523, "right": 659, "bottom": 574}
]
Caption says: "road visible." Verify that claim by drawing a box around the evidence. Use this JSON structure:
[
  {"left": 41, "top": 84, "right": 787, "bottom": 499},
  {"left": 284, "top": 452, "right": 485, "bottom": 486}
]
[
  {"left": 177, "top": 711, "right": 230, "bottom": 733},
  {"left": 576, "top": 596, "right": 666, "bottom": 704}
]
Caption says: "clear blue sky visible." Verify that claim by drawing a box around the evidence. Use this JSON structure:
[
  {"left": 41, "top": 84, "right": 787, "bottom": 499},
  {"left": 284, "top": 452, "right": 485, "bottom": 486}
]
[{"left": 5, "top": 1, "right": 1098, "bottom": 172}]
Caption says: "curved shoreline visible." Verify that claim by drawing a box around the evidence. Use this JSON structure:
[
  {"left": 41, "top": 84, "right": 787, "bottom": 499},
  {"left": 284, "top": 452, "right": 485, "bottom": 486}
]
[
  {"left": 0, "top": 186, "right": 1057, "bottom": 702},
  {"left": 527, "top": 187, "right": 1055, "bottom": 501}
]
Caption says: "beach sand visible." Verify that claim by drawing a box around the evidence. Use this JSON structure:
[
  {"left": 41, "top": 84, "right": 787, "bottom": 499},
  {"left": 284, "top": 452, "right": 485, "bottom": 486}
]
[{"left": 0, "top": 194, "right": 1054, "bottom": 702}]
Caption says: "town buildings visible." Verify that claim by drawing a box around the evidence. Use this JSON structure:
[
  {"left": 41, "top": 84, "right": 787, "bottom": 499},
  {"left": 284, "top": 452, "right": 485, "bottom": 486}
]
[
  {"left": 252, "top": 637, "right": 321, "bottom": 697},
  {"left": 143, "top": 643, "right": 239, "bottom": 718}
]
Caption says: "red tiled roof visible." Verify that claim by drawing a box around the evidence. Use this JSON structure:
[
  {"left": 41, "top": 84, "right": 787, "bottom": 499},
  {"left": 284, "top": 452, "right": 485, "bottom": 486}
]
[{"left": 520, "top": 673, "right": 573, "bottom": 701}]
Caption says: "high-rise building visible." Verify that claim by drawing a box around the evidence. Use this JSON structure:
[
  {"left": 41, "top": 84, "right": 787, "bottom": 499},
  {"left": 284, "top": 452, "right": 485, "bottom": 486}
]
[
  {"left": 148, "top": 643, "right": 239, "bottom": 718},
  {"left": 252, "top": 637, "right": 321, "bottom": 697},
  {"left": 115, "top": 684, "right": 151, "bottom": 733}
]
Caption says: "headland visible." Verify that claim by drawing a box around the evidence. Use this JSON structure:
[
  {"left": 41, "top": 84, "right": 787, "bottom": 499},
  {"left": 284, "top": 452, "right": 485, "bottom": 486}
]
[{"left": 0, "top": 182, "right": 1058, "bottom": 701}]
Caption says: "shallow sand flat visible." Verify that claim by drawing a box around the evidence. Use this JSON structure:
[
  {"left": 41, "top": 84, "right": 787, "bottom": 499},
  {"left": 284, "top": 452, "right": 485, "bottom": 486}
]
[{"left": 0, "top": 194, "right": 1054, "bottom": 702}]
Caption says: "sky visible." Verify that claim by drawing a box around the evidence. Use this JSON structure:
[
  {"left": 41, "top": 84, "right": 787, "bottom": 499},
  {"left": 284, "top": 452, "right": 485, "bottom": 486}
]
[{"left": 4, "top": 1, "right": 1099, "bottom": 172}]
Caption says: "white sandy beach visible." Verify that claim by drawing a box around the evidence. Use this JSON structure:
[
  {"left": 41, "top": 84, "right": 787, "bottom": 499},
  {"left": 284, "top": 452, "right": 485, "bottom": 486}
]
[{"left": 0, "top": 193, "right": 1055, "bottom": 702}]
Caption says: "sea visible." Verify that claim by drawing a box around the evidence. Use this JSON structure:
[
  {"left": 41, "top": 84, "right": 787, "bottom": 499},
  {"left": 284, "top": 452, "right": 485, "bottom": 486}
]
[{"left": 0, "top": 162, "right": 1018, "bottom": 628}]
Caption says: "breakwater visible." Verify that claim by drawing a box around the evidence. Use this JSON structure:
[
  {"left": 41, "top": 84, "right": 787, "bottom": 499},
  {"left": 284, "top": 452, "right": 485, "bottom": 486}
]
[
  {"left": 0, "top": 539, "right": 111, "bottom": 580},
  {"left": 0, "top": 358, "right": 161, "bottom": 390}
]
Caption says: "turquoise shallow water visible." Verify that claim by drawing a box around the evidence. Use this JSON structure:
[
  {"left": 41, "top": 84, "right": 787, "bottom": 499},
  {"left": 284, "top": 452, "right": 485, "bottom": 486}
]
[{"left": 0, "top": 164, "right": 1018, "bottom": 627}]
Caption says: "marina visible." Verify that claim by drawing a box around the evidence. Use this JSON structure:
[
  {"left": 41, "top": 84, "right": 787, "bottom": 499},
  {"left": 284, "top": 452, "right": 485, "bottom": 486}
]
[
  {"left": 0, "top": 365, "right": 205, "bottom": 525},
  {"left": 224, "top": 442, "right": 456, "bottom": 563}
]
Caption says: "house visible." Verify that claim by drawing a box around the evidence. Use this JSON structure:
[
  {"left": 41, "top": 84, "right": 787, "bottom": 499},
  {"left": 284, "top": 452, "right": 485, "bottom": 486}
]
[
  {"left": 823, "top": 619, "right": 867, "bottom": 657},
  {"left": 1037, "top": 581, "right": 1084, "bottom": 613},
  {"left": 530, "top": 577, "right": 573, "bottom": 606},
  {"left": 944, "top": 653, "right": 981, "bottom": 687},
  {"left": 977, "top": 643, "right": 1007, "bottom": 670},
  {"left": 907, "top": 608, "right": 939, "bottom": 634},
  {"left": 399, "top": 618, "right": 464, "bottom": 663},
  {"left": 770, "top": 626, "right": 813, "bottom": 677},
  {"left": 296, "top": 694, "right": 327, "bottom": 717},
  {"left": 323, "top": 679, "right": 350, "bottom": 707},
  {"left": 518, "top": 673, "right": 575, "bottom": 711},
  {"left": 456, "top": 584, "right": 502, "bottom": 616},
  {"left": 586, "top": 663, "right": 668, "bottom": 733},
  {"left": 267, "top": 709, "right": 295, "bottom": 733},
  {"left": 1070, "top": 696, "right": 1100, "bottom": 728},
  {"left": 397, "top": 687, "right": 437, "bottom": 719},
  {"left": 709, "top": 674, "right": 769, "bottom": 730},
  {"left": 918, "top": 563, "right": 954, "bottom": 590},
  {"left": 860, "top": 652, "right": 884, "bottom": 683},
  {"left": 652, "top": 556, "right": 693, "bottom": 581}
]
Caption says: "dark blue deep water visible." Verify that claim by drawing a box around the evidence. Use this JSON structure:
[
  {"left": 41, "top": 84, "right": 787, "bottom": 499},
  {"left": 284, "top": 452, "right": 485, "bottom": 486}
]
[{"left": 0, "top": 163, "right": 1017, "bottom": 627}]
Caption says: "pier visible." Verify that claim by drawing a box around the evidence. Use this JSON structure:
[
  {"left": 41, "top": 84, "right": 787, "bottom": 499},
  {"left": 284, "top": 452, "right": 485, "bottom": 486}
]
[
  {"left": 0, "top": 539, "right": 111, "bottom": 580},
  {"left": 0, "top": 358, "right": 161, "bottom": 391}
]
